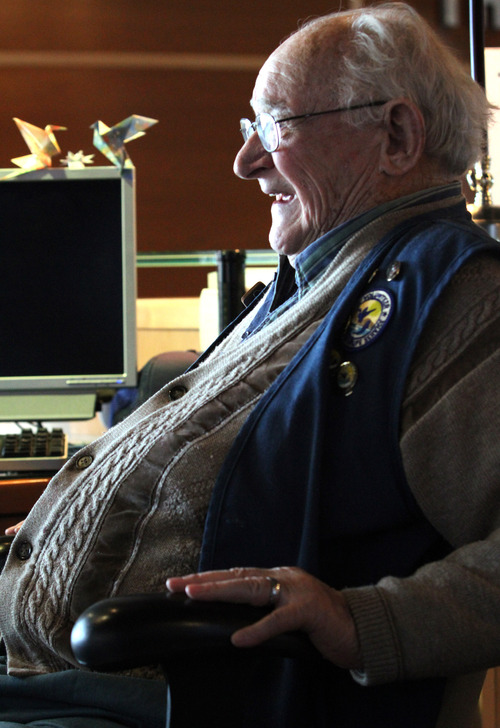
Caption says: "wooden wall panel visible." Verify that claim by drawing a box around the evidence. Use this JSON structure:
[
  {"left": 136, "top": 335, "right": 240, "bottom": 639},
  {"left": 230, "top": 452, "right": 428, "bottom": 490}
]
[
  {"left": 0, "top": 0, "right": 496, "bottom": 296},
  {"left": 0, "top": 0, "right": 361, "bottom": 55},
  {"left": 0, "top": 64, "right": 271, "bottom": 296}
]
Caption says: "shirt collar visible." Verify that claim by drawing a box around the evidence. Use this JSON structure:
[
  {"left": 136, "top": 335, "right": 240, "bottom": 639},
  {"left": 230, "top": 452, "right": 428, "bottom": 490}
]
[{"left": 293, "top": 182, "right": 462, "bottom": 295}]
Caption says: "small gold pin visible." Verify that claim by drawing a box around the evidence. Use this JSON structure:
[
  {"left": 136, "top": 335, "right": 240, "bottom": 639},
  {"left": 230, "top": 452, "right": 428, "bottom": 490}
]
[
  {"left": 386, "top": 260, "right": 402, "bottom": 281},
  {"left": 337, "top": 361, "right": 358, "bottom": 396}
]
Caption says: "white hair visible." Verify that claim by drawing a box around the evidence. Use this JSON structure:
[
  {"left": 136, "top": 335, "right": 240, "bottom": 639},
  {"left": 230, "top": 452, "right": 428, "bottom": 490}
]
[{"left": 297, "top": 3, "right": 492, "bottom": 176}]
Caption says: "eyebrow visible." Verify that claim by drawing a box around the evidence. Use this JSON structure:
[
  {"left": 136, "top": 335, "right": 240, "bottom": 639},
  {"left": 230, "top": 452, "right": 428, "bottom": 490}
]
[{"left": 250, "top": 99, "right": 291, "bottom": 116}]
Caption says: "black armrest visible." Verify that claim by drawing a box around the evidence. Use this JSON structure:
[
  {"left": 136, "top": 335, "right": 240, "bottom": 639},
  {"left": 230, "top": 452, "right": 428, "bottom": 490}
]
[{"left": 71, "top": 592, "right": 317, "bottom": 672}]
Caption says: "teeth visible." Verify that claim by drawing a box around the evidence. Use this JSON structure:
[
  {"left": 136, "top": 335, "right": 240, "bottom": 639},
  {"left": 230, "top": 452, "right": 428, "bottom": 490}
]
[{"left": 270, "top": 193, "right": 293, "bottom": 202}]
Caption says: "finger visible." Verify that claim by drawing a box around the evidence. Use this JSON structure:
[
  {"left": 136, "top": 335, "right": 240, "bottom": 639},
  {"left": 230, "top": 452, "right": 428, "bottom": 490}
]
[
  {"left": 166, "top": 570, "right": 241, "bottom": 592},
  {"left": 5, "top": 520, "right": 24, "bottom": 535},
  {"left": 166, "top": 574, "right": 197, "bottom": 592},
  {"left": 184, "top": 574, "right": 278, "bottom": 607},
  {"left": 232, "top": 605, "right": 299, "bottom": 648},
  {"left": 167, "top": 568, "right": 269, "bottom": 593}
]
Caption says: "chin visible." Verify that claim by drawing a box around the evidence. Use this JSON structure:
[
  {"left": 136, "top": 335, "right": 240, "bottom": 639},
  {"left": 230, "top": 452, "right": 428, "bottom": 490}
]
[{"left": 269, "top": 229, "right": 307, "bottom": 260}]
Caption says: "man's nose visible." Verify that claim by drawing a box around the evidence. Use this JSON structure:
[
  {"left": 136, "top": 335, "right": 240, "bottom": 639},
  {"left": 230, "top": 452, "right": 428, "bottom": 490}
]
[{"left": 233, "top": 132, "right": 273, "bottom": 180}]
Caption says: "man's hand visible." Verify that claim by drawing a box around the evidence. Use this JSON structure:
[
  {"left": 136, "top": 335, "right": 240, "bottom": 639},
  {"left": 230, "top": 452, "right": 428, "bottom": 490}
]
[
  {"left": 5, "top": 520, "right": 24, "bottom": 536},
  {"left": 167, "top": 566, "right": 362, "bottom": 670}
]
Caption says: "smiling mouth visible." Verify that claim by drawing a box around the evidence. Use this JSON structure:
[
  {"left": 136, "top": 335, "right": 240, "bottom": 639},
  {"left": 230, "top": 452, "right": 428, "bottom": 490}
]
[{"left": 270, "top": 193, "right": 295, "bottom": 203}]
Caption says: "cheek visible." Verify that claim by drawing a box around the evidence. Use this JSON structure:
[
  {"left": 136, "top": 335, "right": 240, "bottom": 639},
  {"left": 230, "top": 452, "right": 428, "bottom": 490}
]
[
  {"left": 294, "top": 149, "right": 344, "bottom": 206},
  {"left": 276, "top": 149, "right": 343, "bottom": 226},
  {"left": 297, "top": 173, "right": 339, "bottom": 225}
]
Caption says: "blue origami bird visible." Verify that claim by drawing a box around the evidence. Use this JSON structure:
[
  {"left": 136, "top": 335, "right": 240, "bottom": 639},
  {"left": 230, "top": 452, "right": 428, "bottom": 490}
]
[{"left": 90, "top": 114, "right": 158, "bottom": 168}]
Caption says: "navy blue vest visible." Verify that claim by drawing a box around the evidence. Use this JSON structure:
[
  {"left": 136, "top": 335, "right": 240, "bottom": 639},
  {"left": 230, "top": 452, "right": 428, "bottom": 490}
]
[{"left": 197, "top": 203, "right": 499, "bottom": 727}]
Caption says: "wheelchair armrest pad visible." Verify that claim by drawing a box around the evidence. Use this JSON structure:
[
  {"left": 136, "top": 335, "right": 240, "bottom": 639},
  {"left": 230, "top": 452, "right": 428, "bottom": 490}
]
[{"left": 71, "top": 592, "right": 317, "bottom": 671}]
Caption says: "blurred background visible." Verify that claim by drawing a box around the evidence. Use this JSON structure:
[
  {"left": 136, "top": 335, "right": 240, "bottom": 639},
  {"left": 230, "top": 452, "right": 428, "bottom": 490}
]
[{"left": 0, "top": 0, "right": 498, "bottom": 299}]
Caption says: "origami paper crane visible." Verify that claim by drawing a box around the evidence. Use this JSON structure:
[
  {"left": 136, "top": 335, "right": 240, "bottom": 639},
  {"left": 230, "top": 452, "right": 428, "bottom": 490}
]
[
  {"left": 90, "top": 114, "right": 158, "bottom": 168},
  {"left": 11, "top": 117, "right": 66, "bottom": 170},
  {"left": 61, "top": 150, "right": 95, "bottom": 169}
]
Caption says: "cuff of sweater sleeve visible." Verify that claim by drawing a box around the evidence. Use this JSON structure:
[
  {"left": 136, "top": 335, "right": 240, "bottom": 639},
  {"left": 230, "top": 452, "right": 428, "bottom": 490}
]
[{"left": 342, "top": 585, "right": 402, "bottom": 686}]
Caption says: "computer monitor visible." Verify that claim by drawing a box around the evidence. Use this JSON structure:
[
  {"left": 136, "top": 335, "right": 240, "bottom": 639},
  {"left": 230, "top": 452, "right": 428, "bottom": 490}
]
[{"left": 0, "top": 165, "right": 137, "bottom": 422}]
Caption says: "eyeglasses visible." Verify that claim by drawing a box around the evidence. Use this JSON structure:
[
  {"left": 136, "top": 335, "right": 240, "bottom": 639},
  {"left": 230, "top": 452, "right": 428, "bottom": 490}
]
[{"left": 239, "top": 101, "right": 388, "bottom": 153}]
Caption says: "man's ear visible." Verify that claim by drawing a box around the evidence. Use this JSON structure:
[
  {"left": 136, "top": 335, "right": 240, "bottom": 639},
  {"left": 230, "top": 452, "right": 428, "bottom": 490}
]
[{"left": 378, "top": 98, "right": 425, "bottom": 176}]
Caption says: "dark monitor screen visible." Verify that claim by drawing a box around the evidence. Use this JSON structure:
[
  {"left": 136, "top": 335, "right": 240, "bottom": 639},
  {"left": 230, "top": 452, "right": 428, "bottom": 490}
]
[{"left": 0, "top": 166, "right": 137, "bottom": 421}]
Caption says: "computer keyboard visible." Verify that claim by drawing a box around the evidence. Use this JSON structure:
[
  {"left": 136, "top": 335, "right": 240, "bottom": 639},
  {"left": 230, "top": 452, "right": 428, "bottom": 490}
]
[{"left": 0, "top": 427, "right": 69, "bottom": 472}]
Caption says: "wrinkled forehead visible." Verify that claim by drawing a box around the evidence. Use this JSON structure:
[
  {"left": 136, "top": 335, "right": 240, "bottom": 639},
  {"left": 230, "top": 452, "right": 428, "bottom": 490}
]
[
  {"left": 251, "top": 18, "right": 350, "bottom": 114},
  {"left": 251, "top": 49, "right": 307, "bottom": 114}
]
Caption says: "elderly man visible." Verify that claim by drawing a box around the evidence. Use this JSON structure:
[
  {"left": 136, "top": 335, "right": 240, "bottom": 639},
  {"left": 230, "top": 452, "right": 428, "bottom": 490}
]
[{"left": 1, "top": 3, "right": 499, "bottom": 728}]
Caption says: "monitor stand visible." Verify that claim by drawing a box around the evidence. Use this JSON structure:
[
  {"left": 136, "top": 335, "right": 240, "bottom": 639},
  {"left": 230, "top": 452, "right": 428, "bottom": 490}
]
[{"left": 0, "top": 393, "right": 97, "bottom": 422}]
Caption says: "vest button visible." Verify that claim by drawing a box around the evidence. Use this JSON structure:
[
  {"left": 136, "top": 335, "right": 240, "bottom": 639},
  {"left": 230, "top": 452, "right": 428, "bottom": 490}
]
[
  {"left": 168, "top": 385, "right": 187, "bottom": 401},
  {"left": 337, "top": 361, "right": 358, "bottom": 396},
  {"left": 76, "top": 455, "right": 93, "bottom": 470},
  {"left": 16, "top": 541, "right": 33, "bottom": 561},
  {"left": 386, "top": 260, "right": 402, "bottom": 281}
]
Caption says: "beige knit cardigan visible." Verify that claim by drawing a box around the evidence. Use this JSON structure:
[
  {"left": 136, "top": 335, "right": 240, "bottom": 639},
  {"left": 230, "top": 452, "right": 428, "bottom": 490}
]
[{"left": 1, "top": 192, "right": 499, "bottom": 728}]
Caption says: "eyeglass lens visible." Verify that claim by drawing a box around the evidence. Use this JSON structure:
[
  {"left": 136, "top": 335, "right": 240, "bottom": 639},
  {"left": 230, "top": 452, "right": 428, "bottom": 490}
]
[
  {"left": 257, "top": 113, "right": 278, "bottom": 151},
  {"left": 239, "top": 112, "right": 278, "bottom": 153}
]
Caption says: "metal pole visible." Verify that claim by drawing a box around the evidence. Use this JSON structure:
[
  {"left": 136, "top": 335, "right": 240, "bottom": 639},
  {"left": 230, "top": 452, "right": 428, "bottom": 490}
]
[
  {"left": 467, "top": 0, "right": 498, "bottom": 227},
  {"left": 217, "top": 250, "right": 246, "bottom": 332},
  {"left": 469, "top": 0, "right": 486, "bottom": 88}
]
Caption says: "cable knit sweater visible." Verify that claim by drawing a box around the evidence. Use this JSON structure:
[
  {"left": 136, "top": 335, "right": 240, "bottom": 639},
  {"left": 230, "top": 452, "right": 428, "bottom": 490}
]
[{"left": 0, "top": 191, "right": 499, "bottom": 728}]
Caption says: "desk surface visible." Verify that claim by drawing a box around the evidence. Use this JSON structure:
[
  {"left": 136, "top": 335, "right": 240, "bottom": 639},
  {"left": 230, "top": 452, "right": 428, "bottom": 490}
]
[
  {"left": 0, "top": 417, "right": 105, "bottom": 534},
  {"left": 0, "top": 475, "right": 53, "bottom": 534}
]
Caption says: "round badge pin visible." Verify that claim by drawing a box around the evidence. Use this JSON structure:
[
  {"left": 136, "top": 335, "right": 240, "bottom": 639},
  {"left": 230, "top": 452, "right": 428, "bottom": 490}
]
[{"left": 343, "top": 289, "right": 393, "bottom": 350}]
